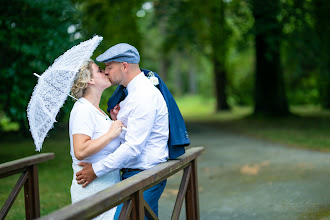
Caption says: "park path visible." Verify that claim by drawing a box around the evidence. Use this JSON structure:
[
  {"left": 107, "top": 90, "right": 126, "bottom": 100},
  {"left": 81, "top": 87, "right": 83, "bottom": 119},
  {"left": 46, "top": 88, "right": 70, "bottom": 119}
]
[{"left": 159, "top": 122, "right": 330, "bottom": 220}]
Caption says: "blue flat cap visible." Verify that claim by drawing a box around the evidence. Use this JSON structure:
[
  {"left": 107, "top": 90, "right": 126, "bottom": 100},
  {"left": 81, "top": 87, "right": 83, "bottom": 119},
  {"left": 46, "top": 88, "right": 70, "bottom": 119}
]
[{"left": 96, "top": 43, "right": 140, "bottom": 64}]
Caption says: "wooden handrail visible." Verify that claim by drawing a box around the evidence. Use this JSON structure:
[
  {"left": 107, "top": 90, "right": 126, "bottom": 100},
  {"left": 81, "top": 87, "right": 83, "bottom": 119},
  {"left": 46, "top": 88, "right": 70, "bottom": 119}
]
[
  {"left": 37, "top": 147, "right": 204, "bottom": 220},
  {"left": 0, "top": 153, "right": 55, "bottom": 179},
  {"left": 0, "top": 153, "right": 55, "bottom": 220}
]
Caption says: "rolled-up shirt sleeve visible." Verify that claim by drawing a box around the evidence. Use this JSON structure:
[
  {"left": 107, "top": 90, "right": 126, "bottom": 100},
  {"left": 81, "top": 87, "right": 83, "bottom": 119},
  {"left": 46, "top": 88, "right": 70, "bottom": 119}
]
[{"left": 92, "top": 95, "right": 156, "bottom": 177}]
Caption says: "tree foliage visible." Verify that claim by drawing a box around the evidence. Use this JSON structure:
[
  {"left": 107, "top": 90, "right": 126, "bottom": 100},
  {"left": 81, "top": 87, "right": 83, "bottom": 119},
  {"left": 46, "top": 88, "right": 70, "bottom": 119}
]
[
  {"left": 72, "top": 0, "right": 143, "bottom": 53},
  {"left": 1, "top": 0, "right": 330, "bottom": 132},
  {"left": 0, "top": 0, "right": 80, "bottom": 131}
]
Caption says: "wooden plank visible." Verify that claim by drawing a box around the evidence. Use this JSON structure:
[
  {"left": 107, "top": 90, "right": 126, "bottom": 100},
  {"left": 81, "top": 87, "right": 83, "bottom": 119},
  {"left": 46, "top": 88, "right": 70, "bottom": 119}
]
[
  {"left": 185, "top": 169, "right": 195, "bottom": 220},
  {"left": 144, "top": 200, "right": 159, "bottom": 220},
  {"left": 118, "top": 199, "right": 132, "bottom": 220},
  {"left": 0, "top": 167, "right": 28, "bottom": 179},
  {"left": 171, "top": 164, "right": 192, "bottom": 220},
  {"left": 0, "top": 172, "right": 28, "bottom": 220},
  {"left": 0, "top": 153, "right": 55, "bottom": 178},
  {"left": 24, "top": 169, "right": 33, "bottom": 220},
  {"left": 37, "top": 147, "right": 205, "bottom": 220}
]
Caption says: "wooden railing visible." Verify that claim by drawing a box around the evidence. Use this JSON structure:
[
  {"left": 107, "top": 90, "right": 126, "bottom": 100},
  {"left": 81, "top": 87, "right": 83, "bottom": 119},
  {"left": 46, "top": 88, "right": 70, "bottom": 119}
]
[
  {"left": 0, "top": 153, "right": 55, "bottom": 220},
  {"left": 38, "top": 147, "right": 204, "bottom": 220}
]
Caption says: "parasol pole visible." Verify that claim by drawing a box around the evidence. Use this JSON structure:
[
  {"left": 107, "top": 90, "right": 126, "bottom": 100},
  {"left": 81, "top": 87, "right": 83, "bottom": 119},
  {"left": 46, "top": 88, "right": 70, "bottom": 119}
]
[{"left": 33, "top": 73, "right": 80, "bottom": 102}]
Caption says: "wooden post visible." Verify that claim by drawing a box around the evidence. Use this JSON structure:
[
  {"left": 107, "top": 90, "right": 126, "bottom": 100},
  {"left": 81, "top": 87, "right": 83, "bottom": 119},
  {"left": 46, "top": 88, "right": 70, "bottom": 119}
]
[
  {"left": 31, "top": 165, "right": 41, "bottom": 218},
  {"left": 24, "top": 165, "right": 40, "bottom": 219},
  {"left": 171, "top": 165, "right": 192, "bottom": 220},
  {"left": 192, "top": 159, "right": 200, "bottom": 219},
  {"left": 185, "top": 159, "right": 200, "bottom": 220},
  {"left": 131, "top": 190, "right": 144, "bottom": 219},
  {"left": 118, "top": 200, "right": 132, "bottom": 220}
]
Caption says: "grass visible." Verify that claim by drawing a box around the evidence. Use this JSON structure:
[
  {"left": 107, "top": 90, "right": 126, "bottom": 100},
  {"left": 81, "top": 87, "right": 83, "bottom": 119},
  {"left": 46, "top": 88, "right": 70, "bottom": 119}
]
[
  {"left": 0, "top": 126, "right": 72, "bottom": 219},
  {"left": 1, "top": 95, "right": 330, "bottom": 219}
]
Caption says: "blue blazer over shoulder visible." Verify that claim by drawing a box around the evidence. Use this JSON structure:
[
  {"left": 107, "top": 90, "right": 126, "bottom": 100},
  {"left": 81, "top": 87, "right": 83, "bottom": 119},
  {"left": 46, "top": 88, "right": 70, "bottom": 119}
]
[{"left": 107, "top": 69, "right": 190, "bottom": 159}]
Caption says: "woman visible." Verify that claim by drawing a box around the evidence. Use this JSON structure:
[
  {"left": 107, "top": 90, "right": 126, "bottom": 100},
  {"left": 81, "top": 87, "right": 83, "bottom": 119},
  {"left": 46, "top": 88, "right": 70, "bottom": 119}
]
[{"left": 69, "top": 59, "right": 124, "bottom": 219}]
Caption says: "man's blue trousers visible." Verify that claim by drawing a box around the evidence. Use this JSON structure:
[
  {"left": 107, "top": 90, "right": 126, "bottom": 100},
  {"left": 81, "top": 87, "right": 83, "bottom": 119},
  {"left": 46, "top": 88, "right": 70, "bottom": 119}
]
[{"left": 114, "top": 170, "right": 167, "bottom": 220}]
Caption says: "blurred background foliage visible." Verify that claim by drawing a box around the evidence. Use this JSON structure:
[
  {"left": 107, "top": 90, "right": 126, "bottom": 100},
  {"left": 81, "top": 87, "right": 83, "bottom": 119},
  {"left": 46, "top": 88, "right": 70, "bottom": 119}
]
[{"left": 0, "top": 0, "right": 329, "bottom": 133}]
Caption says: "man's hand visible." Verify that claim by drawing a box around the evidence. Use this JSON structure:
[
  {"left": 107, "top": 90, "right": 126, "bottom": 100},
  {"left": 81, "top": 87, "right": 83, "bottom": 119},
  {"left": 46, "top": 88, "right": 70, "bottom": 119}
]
[
  {"left": 76, "top": 162, "right": 97, "bottom": 187},
  {"left": 110, "top": 104, "right": 120, "bottom": 120}
]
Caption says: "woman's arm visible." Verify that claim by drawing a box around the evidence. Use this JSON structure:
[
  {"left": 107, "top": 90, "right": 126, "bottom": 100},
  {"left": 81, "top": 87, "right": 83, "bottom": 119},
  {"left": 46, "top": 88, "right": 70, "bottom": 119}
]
[{"left": 73, "top": 120, "right": 124, "bottom": 160}]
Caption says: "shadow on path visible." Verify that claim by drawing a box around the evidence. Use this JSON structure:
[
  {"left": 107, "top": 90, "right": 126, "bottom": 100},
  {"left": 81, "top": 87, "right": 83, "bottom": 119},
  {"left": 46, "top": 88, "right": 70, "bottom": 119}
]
[{"left": 159, "top": 122, "right": 330, "bottom": 220}]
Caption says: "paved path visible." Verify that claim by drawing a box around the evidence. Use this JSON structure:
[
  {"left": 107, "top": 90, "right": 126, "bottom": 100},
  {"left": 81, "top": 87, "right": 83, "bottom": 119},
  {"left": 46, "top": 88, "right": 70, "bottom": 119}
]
[{"left": 159, "top": 122, "right": 330, "bottom": 220}]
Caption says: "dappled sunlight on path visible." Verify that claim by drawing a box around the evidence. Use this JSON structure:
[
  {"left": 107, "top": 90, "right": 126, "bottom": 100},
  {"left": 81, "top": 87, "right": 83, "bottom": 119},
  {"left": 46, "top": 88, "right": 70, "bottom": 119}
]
[{"left": 240, "top": 161, "right": 270, "bottom": 175}]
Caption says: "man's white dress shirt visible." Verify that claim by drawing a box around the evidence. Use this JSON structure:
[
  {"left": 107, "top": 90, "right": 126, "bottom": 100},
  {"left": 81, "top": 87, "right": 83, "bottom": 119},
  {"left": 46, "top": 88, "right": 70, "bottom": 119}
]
[{"left": 92, "top": 72, "right": 169, "bottom": 177}]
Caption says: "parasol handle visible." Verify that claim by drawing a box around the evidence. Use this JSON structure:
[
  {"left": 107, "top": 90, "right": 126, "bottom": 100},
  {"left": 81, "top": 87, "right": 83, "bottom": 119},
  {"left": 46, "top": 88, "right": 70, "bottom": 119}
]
[
  {"left": 33, "top": 73, "right": 41, "bottom": 78},
  {"left": 33, "top": 73, "right": 80, "bottom": 102}
]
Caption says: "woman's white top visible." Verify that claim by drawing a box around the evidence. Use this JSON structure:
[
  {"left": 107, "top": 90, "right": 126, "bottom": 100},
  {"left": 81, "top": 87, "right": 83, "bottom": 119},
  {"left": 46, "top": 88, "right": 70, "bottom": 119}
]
[
  {"left": 69, "top": 97, "right": 121, "bottom": 219},
  {"left": 69, "top": 97, "right": 122, "bottom": 164}
]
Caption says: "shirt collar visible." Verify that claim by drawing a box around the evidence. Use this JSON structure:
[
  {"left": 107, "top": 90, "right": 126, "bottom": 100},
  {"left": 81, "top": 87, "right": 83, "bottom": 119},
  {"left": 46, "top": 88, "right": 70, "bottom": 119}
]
[
  {"left": 126, "top": 72, "right": 144, "bottom": 94},
  {"left": 79, "top": 97, "right": 110, "bottom": 120}
]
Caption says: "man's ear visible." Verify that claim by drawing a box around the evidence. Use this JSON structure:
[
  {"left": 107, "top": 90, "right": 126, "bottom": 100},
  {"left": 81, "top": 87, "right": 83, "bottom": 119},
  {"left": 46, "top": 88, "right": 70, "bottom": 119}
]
[{"left": 122, "top": 62, "right": 129, "bottom": 72}]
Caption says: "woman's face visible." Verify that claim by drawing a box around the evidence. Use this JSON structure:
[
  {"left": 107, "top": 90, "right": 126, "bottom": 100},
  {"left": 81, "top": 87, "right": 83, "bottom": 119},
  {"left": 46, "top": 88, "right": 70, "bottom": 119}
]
[{"left": 90, "top": 62, "right": 111, "bottom": 89}]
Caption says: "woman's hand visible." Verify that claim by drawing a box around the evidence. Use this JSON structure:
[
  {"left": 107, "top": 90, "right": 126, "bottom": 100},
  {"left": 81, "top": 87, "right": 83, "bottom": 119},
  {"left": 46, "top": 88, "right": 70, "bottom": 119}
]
[
  {"left": 110, "top": 104, "right": 120, "bottom": 120},
  {"left": 108, "top": 120, "right": 125, "bottom": 138}
]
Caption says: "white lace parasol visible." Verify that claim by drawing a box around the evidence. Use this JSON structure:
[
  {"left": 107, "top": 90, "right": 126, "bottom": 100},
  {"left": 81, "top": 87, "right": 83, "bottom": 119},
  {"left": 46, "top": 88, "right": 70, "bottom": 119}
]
[{"left": 27, "top": 35, "right": 103, "bottom": 151}]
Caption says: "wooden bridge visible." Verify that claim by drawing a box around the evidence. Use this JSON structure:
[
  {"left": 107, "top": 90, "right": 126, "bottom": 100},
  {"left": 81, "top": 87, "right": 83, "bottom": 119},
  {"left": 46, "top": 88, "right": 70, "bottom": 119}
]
[{"left": 0, "top": 147, "right": 204, "bottom": 220}]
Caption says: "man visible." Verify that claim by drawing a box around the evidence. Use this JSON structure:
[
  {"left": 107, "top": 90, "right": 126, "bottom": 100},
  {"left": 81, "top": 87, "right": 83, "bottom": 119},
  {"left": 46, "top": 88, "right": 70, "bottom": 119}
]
[{"left": 76, "top": 43, "right": 169, "bottom": 218}]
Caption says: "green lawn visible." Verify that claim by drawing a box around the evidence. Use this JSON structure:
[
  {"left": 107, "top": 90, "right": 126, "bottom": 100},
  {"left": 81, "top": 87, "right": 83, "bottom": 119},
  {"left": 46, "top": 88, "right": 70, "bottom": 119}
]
[
  {"left": 1, "top": 96, "right": 330, "bottom": 219},
  {"left": 0, "top": 126, "right": 72, "bottom": 219}
]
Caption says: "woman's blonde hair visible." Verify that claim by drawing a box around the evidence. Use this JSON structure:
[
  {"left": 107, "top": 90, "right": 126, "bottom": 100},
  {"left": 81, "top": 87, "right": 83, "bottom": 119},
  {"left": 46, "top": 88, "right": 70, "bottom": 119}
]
[{"left": 71, "top": 59, "right": 94, "bottom": 100}]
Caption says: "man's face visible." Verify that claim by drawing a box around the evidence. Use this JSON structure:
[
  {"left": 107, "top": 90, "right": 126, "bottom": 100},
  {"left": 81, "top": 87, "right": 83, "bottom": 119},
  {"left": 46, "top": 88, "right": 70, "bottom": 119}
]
[{"left": 105, "top": 62, "right": 124, "bottom": 86}]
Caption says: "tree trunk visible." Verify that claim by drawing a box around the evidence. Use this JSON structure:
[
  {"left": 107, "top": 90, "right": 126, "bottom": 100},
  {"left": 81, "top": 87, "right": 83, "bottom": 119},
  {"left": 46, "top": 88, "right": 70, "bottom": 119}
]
[
  {"left": 173, "top": 53, "right": 183, "bottom": 96},
  {"left": 159, "top": 53, "right": 169, "bottom": 82},
  {"left": 252, "top": 0, "right": 289, "bottom": 116},
  {"left": 313, "top": 0, "right": 330, "bottom": 108},
  {"left": 211, "top": 0, "right": 230, "bottom": 111},
  {"left": 188, "top": 54, "right": 198, "bottom": 95},
  {"left": 213, "top": 58, "right": 230, "bottom": 110}
]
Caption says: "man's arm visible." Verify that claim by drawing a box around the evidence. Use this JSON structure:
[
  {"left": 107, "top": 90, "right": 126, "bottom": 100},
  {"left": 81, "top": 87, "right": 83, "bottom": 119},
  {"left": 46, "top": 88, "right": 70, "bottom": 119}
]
[
  {"left": 76, "top": 96, "right": 156, "bottom": 186},
  {"left": 93, "top": 96, "right": 156, "bottom": 176}
]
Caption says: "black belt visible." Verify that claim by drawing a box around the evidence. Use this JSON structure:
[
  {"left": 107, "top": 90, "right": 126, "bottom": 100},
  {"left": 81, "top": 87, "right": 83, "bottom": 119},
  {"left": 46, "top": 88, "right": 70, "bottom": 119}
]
[{"left": 121, "top": 168, "right": 143, "bottom": 174}]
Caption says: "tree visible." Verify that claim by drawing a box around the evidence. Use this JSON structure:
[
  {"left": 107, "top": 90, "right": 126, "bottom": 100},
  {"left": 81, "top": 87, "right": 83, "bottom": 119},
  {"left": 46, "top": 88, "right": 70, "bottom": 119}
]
[
  {"left": 71, "top": 0, "right": 144, "bottom": 110},
  {"left": 209, "top": 0, "right": 230, "bottom": 111},
  {"left": 251, "top": 0, "right": 289, "bottom": 116},
  {"left": 0, "top": 0, "right": 80, "bottom": 132},
  {"left": 153, "top": 0, "right": 232, "bottom": 110},
  {"left": 73, "top": 0, "right": 143, "bottom": 53},
  {"left": 153, "top": 0, "right": 200, "bottom": 95},
  {"left": 313, "top": 0, "right": 330, "bottom": 108}
]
